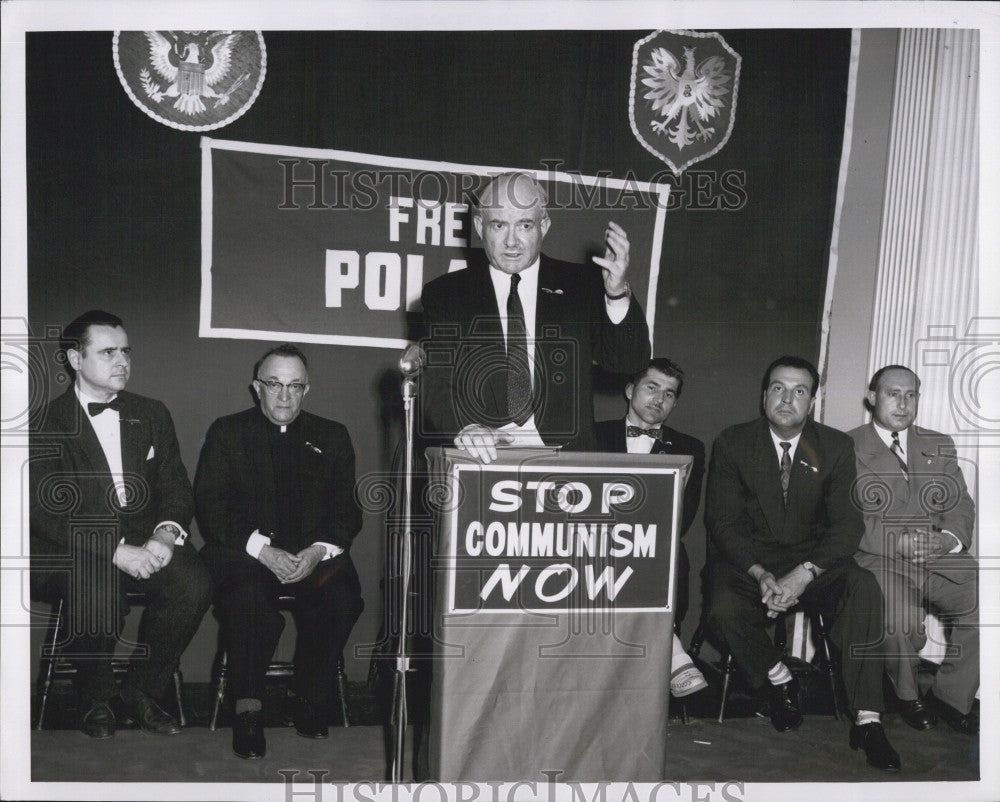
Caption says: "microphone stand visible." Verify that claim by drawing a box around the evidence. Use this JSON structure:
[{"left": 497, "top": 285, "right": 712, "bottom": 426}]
[{"left": 389, "top": 360, "right": 419, "bottom": 783}]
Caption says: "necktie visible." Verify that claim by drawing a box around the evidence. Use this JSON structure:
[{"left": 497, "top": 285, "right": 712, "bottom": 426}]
[
  {"left": 627, "top": 425, "right": 662, "bottom": 439},
  {"left": 506, "top": 273, "right": 532, "bottom": 425},
  {"left": 779, "top": 441, "right": 792, "bottom": 505},
  {"left": 890, "top": 431, "right": 908, "bottom": 478},
  {"left": 88, "top": 398, "right": 123, "bottom": 416}
]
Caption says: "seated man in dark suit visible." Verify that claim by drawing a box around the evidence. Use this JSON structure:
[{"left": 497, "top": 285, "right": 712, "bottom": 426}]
[
  {"left": 30, "top": 310, "right": 212, "bottom": 739},
  {"left": 850, "top": 365, "right": 978, "bottom": 735},
  {"left": 194, "top": 344, "right": 364, "bottom": 759},
  {"left": 595, "top": 357, "right": 707, "bottom": 697},
  {"left": 704, "top": 355, "right": 899, "bottom": 771}
]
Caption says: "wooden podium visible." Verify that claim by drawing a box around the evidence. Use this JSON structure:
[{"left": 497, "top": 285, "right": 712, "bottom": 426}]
[{"left": 424, "top": 447, "right": 691, "bottom": 782}]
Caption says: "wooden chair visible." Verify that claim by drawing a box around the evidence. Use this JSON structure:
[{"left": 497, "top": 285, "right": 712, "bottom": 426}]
[
  {"left": 34, "top": 592, "right": 186, "bottom": 729},
  {"left": 208, "top": 595, "right": 350, "bottom": 731}
]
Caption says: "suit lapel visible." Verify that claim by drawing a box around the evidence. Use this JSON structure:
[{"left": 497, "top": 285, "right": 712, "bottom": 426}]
[
  {"left": 751, "top": 420, "right": 786, "bottom": 537},
  {"left": 855, "top": 422, "right": 911, "bottom": 505},
  {"left": 53, "top": 388, "right": 112, "bottom": 475},
  {"left": 117, "top": 392, "right": 146, "bottom": 479}
]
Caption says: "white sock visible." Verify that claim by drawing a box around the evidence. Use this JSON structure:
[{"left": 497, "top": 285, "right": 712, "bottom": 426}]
[
  {"left": 671, "top": 633, "right": 693, "bottom": 667},
  {"left": 855, "top": 710, "right": 880, "bottom": 726},
  {"left": 768, "top": 662, "right": 792, "bottom": 685}
]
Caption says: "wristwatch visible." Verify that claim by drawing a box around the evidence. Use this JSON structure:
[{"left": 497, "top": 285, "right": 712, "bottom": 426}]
[
  {"left": 802, "top": 561, "right": 820, "bottom": 579},
  {"left": 605, "top": 282, "right": 631, "bottom": 301}
]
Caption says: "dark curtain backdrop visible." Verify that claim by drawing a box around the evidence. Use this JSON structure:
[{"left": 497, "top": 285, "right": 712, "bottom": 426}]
[{"left": 26, "top": 29, "right": 851, "bottom": 675}]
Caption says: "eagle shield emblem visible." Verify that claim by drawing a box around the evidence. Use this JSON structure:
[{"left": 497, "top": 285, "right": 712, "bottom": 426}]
[
  {"left": 629, "top": 30, "right": 741, "bottom": 175},
  {"left": 113, "top": 31, "right": 266, "bottom": 132}
]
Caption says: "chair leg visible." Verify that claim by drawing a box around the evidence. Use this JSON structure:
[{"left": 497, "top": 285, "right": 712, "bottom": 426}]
[
  {"left": 35, "top": 598, "right": 64, "bottom": 731},
  {"left": 717, "top": 651, "right": 734, "bottom": 723},
  {"left": 813, "top": 613, "right": 842, "bottom": 721},
  {"left": 336, "top": 655, "right": 350, "bottom": 728},
  {"left": 210, "top": 651, "right": 228, "bottom": 732},
  {"left": 173, "top": 669, "right": 186, "bottom": 727}
]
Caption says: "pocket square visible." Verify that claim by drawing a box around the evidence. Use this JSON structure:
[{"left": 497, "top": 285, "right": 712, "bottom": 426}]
[
  {"left": 541, "top": 287, "right": 564, "bottom": 294},
  {"left": 146, "top": 445, "right": 155, "bottom": 460}
]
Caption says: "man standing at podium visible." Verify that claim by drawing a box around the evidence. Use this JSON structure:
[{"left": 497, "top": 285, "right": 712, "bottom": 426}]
[
  {"left": 420, "top": 171, "right": 650, "bottom": 462},
  {"left": 595, "top": 357, "right": 707, "bottom": 697}
]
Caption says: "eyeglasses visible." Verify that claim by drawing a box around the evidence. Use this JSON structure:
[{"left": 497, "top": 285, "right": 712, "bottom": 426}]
[{"left": 255, "top": 378, "right": 308, "bottom": 396}]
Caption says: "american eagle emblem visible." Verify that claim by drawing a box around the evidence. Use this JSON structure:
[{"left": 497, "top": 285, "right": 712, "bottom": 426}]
[
  {"left": 113, "top": 31, "right": 266, "bottom": 132},
  {"left": 629, "top": 30, "right": 741, "bottom": 175}
]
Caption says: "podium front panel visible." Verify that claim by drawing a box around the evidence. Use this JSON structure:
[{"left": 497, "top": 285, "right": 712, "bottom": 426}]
[{"left": 425, "top": 448, "right": 688, "bottom": 782}]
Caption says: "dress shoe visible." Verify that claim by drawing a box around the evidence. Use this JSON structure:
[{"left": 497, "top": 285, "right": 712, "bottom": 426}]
[
  {"left": 233, "top": 710, "right": 266, "bottom": 759},
  {"left": 292, "top": 698, "right": 329, "bottom": 739},
  {"left": 79, "top": 700, "right": 116, "bottom": 739},
  {"left": 125, "top": 695, "right": 183, "bottom": 735},
  {"left": 767, "top": 679, "right": 803, "bottom": 732},
  {"left": 925, "top": 690, "right": 978, "bottom": 735},
  {"left": 899, "top": 698, "right": 937, "bottom": 730},
  {"left": 849, "top": 721, "right": 901, "bottom": 771},
  {"left": 670, "top": 665, "right": 709, "bottom": 698}
]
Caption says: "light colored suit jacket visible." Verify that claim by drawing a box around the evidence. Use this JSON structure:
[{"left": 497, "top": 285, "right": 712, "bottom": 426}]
[{"left": 849, "top": 422, "right": 976, "bottom": 585}]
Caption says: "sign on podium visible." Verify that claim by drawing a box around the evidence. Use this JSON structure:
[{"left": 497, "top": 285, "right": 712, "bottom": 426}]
[{"left": 424, "top": 447, "right": 691, "bottom": 781}]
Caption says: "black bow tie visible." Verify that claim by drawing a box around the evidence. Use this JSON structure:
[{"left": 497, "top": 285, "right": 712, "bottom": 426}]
[
  {"left": 627, "top": 425, "right": 662, "bottom": 439},
  {"left": 88, "top": 398, "right": 123, "bottom": 417}
]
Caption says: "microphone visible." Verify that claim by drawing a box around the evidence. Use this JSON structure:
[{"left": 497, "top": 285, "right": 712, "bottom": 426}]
[{"left": 398, "top": 344, "right": 426, "bottom": 378}]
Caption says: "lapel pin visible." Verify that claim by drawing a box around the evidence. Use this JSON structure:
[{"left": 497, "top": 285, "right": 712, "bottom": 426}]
[
  {"left": 304, "top": 441, "right": 322, "bottom": 454},
  {"left": 541, "top": 287, "right": 564, "bottom": 294},
  {"left": 799, "top": 460, "right": 818, "bottom": 473}
]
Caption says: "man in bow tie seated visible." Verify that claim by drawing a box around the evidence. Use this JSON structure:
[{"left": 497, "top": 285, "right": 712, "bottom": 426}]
[
  {"left": 194, "top": 344, "right": 364, "bottom": 759},
  {"left": 595, "top": 357, "right": 707, "bottom": 698},
  {"left": 850, "top": 365, "right": 978, "bottom": 736},
  {"left": 704, "top": 356, "right": 900, "bottom": 771},
  {"left": 30, "top": 310, "right": 211, "bottom": 739},
  {"left": 419, "top": 171, "right": 651, "bottom": 463}
]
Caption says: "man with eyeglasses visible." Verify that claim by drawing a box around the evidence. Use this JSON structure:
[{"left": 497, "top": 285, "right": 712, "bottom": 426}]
[{"left": 194, "top": 343, "right": 363, "bottom": 759}]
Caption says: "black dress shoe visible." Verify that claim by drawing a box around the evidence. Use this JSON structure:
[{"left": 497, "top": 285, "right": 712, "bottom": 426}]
[
  {"left": 850, "top": 722, "right": 901, "bottom": 771},
  {"left": 127, "top": 696, "right": 182, "bottom": 735},
  {"left": 293, "top": 698, "right": 329, "bottom": 739},
  {"left": 899, "top": 698, "right": 937, "bottom": 730},
  {"left": 79, "top": 700, "right": 116, "bottom": 739},
  {"left": 767, "top": 679, "right": 803, "bottom": 732},
  {"left": 233, "top": 710, "right": 266, "bottom": 759},
  {"left": 925, "top": 690, "right": 978, "bottom": 735}
]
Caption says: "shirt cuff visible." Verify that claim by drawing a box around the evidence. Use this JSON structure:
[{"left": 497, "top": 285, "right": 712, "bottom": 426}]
[
  {"left": 604, "top": 295, "right": 629, "bottom": 324},
  {"left": 153, "top": 521, "right": 188, "bottom": 546},
  {"left": 246, "top": 530, "right": 272, "bottom": 559},
  {"left": 940, "top": 529, "right": 963, "bottom": 553},
  {"left": 312, "top": 541, "right": 345, "bottom": 560}
]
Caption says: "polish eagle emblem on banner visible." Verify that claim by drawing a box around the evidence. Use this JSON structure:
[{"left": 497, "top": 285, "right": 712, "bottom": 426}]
[
  {"left": 629, "top": 30, "right": 741, "bottom": 175},
  {"left": 113, "top": 31, "right": 266, "bottom": 132}
]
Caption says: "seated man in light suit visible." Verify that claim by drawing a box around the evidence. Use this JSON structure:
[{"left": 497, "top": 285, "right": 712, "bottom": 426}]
[
  {"left": 595, "top": 357, "right": 707, "bottom": 697},
  {"left": 850, "top": 365, "right": 978, "bottom": 735}
]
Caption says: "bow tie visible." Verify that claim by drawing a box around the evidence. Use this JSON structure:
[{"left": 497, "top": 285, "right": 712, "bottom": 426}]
[
  {"left": 626, "top": 425, "right": 662, "bottom": 439},
  {"left": 88, "top": 398, "right": 123, "bottom": 417}
]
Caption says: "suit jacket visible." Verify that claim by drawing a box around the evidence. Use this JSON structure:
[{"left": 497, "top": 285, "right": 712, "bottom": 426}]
[
  {"left": 850, "top": 422, "right": 976, "bottom": 585},
  {"left": 594, "top": 417, "right": 705, "bottom": 537},
  {"left": 30, "top": 387, "right": 194, "bottom": 580},
  {"left": 419, "top": 253, "right": 651, "bottom": 451},
  {"left": 194, "top": 407, "right": 362, "bottom": 558},
  {"left": 705, "top": 417, "right": 864, "bottom": 577}
]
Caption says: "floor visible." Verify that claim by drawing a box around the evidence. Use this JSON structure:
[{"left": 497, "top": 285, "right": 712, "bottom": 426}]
[{"left": 25, "top": 670, "right": 983, "bottom": 788}]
